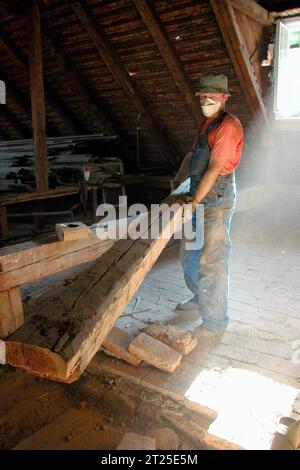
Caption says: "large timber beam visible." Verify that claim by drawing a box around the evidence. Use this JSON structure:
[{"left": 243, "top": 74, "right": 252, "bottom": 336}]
[
  {"left": 210, "top": 0, "right": 269, "bottom": 126},
  {"left": 71, "top": 0, "right": 178, "bottom": 169},
  {"left": 1, "top": 180, "right": 190, "bottom": 382},
  {"left": 230, "top": 0, "right": 274, "bottom": 26},
  {"left": 28, "top": 0, "right": 48, "bottom": 192},
  {"left": 132, "top": 0, "right": 202, "bottom": 127}
]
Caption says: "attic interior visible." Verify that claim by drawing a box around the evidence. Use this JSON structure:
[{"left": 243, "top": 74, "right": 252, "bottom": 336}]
[{"left": 0, "top": 0, "right": 299, "bottom": 452}]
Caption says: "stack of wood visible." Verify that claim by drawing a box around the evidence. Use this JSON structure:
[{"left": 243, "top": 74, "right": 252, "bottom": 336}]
[
  {"left": 102, "top": 323, "right": 198, "bottom": 373},
  {"left": 0, "top": 134, "right": 123, "bottom": 192}
]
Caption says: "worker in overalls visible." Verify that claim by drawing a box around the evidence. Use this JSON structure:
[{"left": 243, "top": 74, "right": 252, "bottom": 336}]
[{"left": 173, "top": 74, "right": 244, "bottom": 336}]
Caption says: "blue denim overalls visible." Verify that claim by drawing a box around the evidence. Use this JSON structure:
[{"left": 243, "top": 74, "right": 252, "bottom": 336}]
[{"left": 180, "top": 112, "right": 236, "bottom": 331}]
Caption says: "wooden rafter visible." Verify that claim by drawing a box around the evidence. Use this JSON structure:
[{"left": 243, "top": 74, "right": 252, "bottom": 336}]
[
  {"left": 132, "top": 0, "right": 202, "bottom": 127},
  {"left": 230, "top": 0, "right": 274, "bottom": 26},
  {"left": 71, "top": 0, "right": 178, "bottom": 169},
  {"left": 42, "top": 28, "right": 138, "bottom": 158},
  {"left": 28, "top": 0, "right": 48, "bottom": 192},
  {"left": 210, "top": 0, "right": 269, "bottom": 126}
]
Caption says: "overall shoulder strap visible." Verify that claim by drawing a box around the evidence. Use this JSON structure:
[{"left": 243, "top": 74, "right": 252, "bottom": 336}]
[{"left": 206, "top": 111, "right": 227, "bottom": 134}]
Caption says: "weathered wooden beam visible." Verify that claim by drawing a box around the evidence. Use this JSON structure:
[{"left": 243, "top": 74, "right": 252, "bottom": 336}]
[
  {"left": 1, "top": 180, "right": 190, "bottom": 382},
  {"left": 72, "top": 0, "right": 178, "bottom": 169},
  {"left": 0, "top": 235, "right": 116, "bottom": 291},
  {"left": 133, "top": 0, "right": 201, "bottom": 127},
  {"left": 28, "top": 0, "right": 48, "bottom": 192},
  {"left": 210, "top": 0, "right": 269, "bottom": 126},
  {"left": 0, "top": 287, "right": 23, "bottom": 339},
  {"left": 0, "top": 205, "right": 9, "bottom": 240},
  {"left": 230, "top": 0, "right": 274, "bottom": 26}
]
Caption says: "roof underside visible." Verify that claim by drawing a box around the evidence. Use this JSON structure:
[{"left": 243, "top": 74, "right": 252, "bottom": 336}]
[{"left": 0, "top": 0, "right": 252, "bottom": 169}]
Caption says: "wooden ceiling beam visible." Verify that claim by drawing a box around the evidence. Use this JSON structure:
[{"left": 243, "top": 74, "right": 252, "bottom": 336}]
[
  {"left": 72, "top": 0, "right": 178, "bottom": 169},
  {"left": 230, "top": 0, "right": 274, "bottom": 25},
  {"left": 28, "top": 0, "right": 48, "bottom": 192},
  {"left": 133, "top": 0, "right": 202, "bottom": 127},
  {"left": 210, "top": 0, "right": 269, "bottom": 126}
]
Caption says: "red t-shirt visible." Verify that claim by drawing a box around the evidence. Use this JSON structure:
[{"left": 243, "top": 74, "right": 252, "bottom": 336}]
[{"left": 197, "top": 113, "right": 244, "bottom": 176}]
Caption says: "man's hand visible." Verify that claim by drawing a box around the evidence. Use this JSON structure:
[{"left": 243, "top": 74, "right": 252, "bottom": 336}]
[{"left": 183, "top": 195, "right": 200, "bottom": 221}]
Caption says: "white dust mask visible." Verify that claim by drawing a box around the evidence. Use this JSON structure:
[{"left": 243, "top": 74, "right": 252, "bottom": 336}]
[{"left": 201, "top": 98, "right": 222, "bottom": 118}]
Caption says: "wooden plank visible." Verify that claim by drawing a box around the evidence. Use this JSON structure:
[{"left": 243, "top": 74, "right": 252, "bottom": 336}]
[
  {"left": 0, "top": 185, "right": 80, "bottom": 206},
  {"left": 71, "top": 0, "right": 178, "bottom": 169},
  {"left": 0, "top": 238, "right": 116, "bottom": 291},
  {"left": 3, "top": 180, "right": 190, "bottom": 382},
  {"left": 230, "top": 0, "right": 274, "bottom": 26},
  {"left": 210, "top": 0, "right": 269, "bottom": 126},
  {"left": 28, "top": 0, "right": 48, "bottom": 192},
  {"left": 0, "top": 287, "right": 23, "bottom": 338},
  {"left": 133, "top": 0, "right": 202, "bottom": 127},
  {"left": 0, "top": 205, "right": 9, "bottom": 240}
]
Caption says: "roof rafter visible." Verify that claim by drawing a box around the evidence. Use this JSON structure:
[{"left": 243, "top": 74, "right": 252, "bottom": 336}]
[
  {"left": 71, "top": 0, "right": 179, "bottom": 169},
  {"left": 132, "top": 0, "right": 202, "bottom": 127},
  {"left": 210, "top": 0, "right": 269, "bottom": 126}
]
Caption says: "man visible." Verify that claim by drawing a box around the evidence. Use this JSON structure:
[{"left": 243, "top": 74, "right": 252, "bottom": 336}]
[{"left": 174, "top": 74, "right": 243, "bottom": 336}]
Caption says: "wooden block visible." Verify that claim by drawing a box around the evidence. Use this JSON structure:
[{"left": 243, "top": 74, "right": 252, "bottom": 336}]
[
  {"left": 116, "top": 433, "right": 156, "bottom": 450},
  {"left": 128, "top": 333, "right": 182, "bottom": 373},
  {"left": 0, "top": 287, "right": 24, "bottom": 338},
  {"left": 102, "top": 326, "right": 142, "bottom": 367},
  {"left": 144, "top": 322, "right": 198, "bottom": 355},
  {"left": 55, "top": 222, "right": 90, "bottom": 241}
]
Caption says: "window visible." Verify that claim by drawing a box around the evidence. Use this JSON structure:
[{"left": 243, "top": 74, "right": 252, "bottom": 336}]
[{"left": 274, "top": 17, "right": 300, "bottom": 120}]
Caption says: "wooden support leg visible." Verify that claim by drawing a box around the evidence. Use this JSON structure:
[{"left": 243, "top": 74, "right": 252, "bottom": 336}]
[
  {"left": 0, "top": 206, "right": 9, "bottom": 240},
  {"left": 92, "top": 188, "right": 98, "bottom": 223},
  {"left": 0, "top": 287, "right": 24, "bottom": 338}
]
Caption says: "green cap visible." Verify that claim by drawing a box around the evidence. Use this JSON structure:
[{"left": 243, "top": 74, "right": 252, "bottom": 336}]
[{"left": 195, "top": 74, "right": 230, "bottom": 95}]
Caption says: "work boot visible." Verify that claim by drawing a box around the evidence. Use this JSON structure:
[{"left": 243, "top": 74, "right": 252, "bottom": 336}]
[{"left": 175, "top": 296, "right": 199, "bottom": 311}]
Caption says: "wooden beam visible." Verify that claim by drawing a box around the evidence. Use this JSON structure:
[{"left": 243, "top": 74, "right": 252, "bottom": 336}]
[
  {"left": 0, "top": 235, "right": 116, "bottom": 291},
  {"left": 210, "top": 0, "right": 269, "bottom": 126},
  {"left": 28, "top": 0, "right": 48, "bottom": 192},
  {"left": 0, "top": 205, "right": 9, "bottom": 240},
  {"left": 2, "top": 180, "right": 190, "bottom": 382},
  {"left": 132, "top": 0, "right": 202, "bottom": 127},
  {"left": 0, "top": 287, "right": 23, "bottom": 339},
  {"left": 230, "top": 0, "right": 274, "bottom": 26},
  {"left": 72, "top": 0, "right": 178, "bottom": 169}
]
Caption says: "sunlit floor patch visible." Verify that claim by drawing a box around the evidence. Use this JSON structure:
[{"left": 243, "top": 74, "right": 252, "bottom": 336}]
[{"left": 185, "top": 367, "right": 299, "bottom": 449}]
